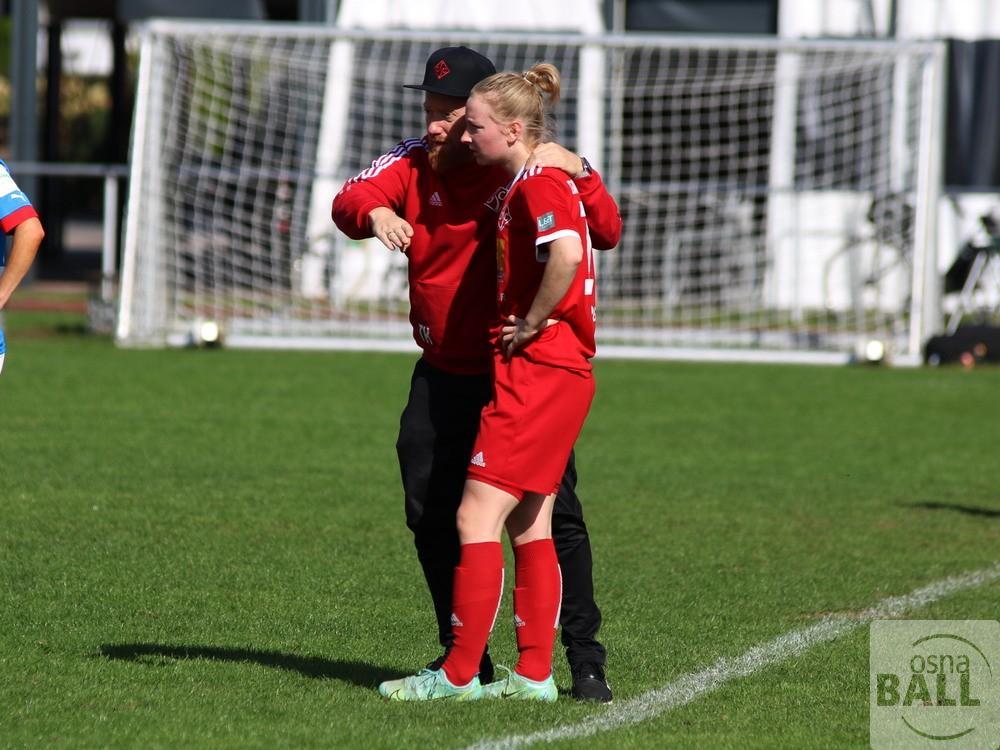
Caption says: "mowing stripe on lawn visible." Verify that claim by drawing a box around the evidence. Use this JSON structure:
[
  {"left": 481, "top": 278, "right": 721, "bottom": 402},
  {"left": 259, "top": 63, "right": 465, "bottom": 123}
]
[{"left": 465, "top": 563, "right": 1000, "bottom": 750}]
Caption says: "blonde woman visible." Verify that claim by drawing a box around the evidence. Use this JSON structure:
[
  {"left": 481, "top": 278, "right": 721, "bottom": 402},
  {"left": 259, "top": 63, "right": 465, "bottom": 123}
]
[
  {"left": 337, "top": 48, "right": 618, "bottom": 703},
  {"left": 379, "top": 63, "right": 616, "bottom": 702}
]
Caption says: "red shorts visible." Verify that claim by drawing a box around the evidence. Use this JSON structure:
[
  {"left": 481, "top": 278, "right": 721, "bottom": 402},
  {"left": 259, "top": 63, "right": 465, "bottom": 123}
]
[{"left": 467, "top": 352, "right": 594, "bottom": 500}]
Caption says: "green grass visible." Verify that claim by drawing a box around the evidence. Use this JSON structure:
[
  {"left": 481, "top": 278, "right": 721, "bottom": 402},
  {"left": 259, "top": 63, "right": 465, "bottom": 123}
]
[{"left": 1, "top": 325, "right": 998, "bottom": 749}]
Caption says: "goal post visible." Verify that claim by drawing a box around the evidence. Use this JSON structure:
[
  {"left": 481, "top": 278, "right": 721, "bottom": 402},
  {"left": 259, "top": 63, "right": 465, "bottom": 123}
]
[{"left": 117, "top": 22, "right": 946, "bottom": 365}]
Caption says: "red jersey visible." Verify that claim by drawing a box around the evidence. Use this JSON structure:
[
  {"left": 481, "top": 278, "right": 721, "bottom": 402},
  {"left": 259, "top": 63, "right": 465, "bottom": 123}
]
[
  {"left": 332, "top": 139, "right": 621, "bottom": 375},
  {"left": 496, "top": 166, "right": 597, "bottom": 371}
]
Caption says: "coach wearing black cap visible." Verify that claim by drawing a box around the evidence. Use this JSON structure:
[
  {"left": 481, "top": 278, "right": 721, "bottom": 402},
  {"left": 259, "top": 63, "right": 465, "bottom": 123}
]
[
  {"left": 404, "top": 46, "right": 496, "bottom": 98},
  {"left": 332, "top": 46, "right": 621, "bottom": 702}
]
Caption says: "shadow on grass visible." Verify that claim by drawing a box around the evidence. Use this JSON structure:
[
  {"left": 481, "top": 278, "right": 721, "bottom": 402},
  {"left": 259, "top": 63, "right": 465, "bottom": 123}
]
[
  {"left": 905, "top": 501, "right": 1000, "bottom": 519},
  {"left": 99, "top": 643, "right": 408, "bottom": 688}
]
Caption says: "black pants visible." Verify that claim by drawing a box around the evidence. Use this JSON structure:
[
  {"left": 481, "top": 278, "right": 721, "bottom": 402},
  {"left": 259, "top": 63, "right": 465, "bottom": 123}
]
[{"left": 395, "top": 358, "right": 606, "bottom": 670}]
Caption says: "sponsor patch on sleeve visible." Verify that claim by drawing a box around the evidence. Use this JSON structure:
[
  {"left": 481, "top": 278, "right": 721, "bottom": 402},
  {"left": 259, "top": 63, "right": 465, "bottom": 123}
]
[{"left": 536, "top": 211, "right": 555, "bottom": 232}]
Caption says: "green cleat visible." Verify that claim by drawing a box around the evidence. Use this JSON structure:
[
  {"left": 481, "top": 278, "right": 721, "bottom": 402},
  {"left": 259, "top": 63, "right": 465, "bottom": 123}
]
[
  {"left": 481, "top": 666, "right": 558, "bottom": 702},
  {"left": 378, "top": 668, "right": 482, "bottom": 701}
]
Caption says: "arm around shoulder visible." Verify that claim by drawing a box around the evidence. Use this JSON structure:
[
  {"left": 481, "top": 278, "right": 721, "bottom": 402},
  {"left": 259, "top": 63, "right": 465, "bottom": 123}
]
[
  {"left": 529, "top": 142, "right": 586, "bottom": 178},
  {"left": 529, "top": 144, "right": 622, "bottom": 249},
  {"left": 573, "top": 165, "right": 622, "bottom": 250}
]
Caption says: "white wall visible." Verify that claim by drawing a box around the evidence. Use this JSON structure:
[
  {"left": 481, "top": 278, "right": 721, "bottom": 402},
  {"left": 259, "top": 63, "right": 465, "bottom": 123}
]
[
  {"left": 780, "top": 0, "right": 890, "bottom": 37},
  {"left": 780, "top": 0, "right": 1000, "bottom": 40},
  {"left": 335, "top": 0, "right": 603, "bottom": 31},
  {"left": 897, "top": 0, "right": 1000, "bottom": 40}
]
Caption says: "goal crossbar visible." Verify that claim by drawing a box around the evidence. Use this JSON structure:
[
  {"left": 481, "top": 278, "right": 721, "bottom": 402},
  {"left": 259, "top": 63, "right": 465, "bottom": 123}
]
[{"left": 117, "top": 22, "right": 946, "bottom": 365}]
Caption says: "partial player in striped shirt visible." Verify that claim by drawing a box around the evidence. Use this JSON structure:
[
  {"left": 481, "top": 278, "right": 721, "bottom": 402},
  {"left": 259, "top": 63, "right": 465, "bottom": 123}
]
[{"left": 0, "top": 159, "right": 45, "bottom": 374}]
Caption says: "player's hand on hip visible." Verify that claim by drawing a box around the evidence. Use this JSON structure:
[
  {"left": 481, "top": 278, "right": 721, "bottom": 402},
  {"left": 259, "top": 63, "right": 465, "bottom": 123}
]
[
  {"left": 368, "top": 207, "right": 414, "bottom": 251},
  {"left": 502, "top": 315, "right": 555, "bottom": 356}
]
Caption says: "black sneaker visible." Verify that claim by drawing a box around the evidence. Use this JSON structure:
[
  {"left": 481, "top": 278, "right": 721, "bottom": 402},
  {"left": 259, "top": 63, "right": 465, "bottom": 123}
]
[
  {"left": 425, "top": 649, "right": 495, "bottom": 685},
  {"left": 571, "top": 663, "right": 612, "bottom": 703},
  {"left": 478, "top": 650, "right": 495, "bottom": 684}
]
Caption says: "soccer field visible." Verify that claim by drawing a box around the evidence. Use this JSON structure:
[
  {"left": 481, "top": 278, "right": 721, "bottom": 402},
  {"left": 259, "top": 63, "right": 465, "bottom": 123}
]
[{"left": 1, "top": 332, "right": 998, "bottom": 749}]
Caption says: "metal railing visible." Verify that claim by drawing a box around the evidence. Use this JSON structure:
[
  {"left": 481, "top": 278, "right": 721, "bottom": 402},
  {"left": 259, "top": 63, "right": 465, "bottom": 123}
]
[{"left": 7, "top": 161, "right": 129, "bottom": 305}]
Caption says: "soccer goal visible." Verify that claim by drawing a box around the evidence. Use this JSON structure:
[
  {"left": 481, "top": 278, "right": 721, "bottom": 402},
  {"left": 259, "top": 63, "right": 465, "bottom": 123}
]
[{"left": 117, "top": 22, "right": 946, "bottom": 365}]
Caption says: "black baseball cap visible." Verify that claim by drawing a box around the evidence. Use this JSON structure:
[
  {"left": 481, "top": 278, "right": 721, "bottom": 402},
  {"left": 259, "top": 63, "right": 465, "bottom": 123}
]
[{"left": 404, "top": 46, "right": 496, "bottom": 99}]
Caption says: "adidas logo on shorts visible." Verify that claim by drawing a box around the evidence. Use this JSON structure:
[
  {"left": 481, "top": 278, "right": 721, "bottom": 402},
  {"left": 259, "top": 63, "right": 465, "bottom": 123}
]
[
  {"left": 450, "top": 613, "right": 464, "bottom": 627},
  {"left": 513, "top": 614, "right": 526, "bottom": 628},
  {"left": 470, "top": 451, "right": 486, "bottom": 468},
  {"left": 430, "top": 191, "right": 442, "bottom": 207}
]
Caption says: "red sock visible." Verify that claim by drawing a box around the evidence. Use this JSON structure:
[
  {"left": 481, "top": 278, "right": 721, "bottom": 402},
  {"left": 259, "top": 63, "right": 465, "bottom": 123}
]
[
  {"left": 441, "top": 542, "right": 504, "bottom": 686},
  {"left": 512, "top": 538, "right": 562, "bottom": 681}
]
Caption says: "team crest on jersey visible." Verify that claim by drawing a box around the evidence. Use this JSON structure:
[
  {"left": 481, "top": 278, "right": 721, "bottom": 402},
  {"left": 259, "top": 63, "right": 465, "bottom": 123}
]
[
  {"left": 536, "top": 211, "right": 555, "bottom": 231},
  {"left": 484, "top": 185, "right": 509, "bottom": 213},
  {"left": 497, "top": 205, "right": 512, "bottom": 232}
]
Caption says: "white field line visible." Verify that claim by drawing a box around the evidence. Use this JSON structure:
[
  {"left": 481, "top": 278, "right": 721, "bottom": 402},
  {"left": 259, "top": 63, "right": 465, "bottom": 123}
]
[{"left": 464, "top": 563, "right": 1000, "bottom": 750}]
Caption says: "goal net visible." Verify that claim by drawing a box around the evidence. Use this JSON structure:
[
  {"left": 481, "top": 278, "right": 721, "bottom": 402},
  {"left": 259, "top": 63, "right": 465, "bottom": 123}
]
[{"left": 117, "top": 23, "right": 945, "bottom": 364}]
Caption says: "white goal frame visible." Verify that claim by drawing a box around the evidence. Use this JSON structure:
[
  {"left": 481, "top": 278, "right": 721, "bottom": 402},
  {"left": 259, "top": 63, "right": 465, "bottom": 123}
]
[{"left": 117, "top": 22, "right": 946, "bottom": 365}]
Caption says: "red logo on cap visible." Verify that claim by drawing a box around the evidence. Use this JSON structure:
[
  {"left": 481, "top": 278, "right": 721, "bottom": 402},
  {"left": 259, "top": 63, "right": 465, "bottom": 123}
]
[{"left": 434, "top": 60, "right": 450, "bottom": 79}]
